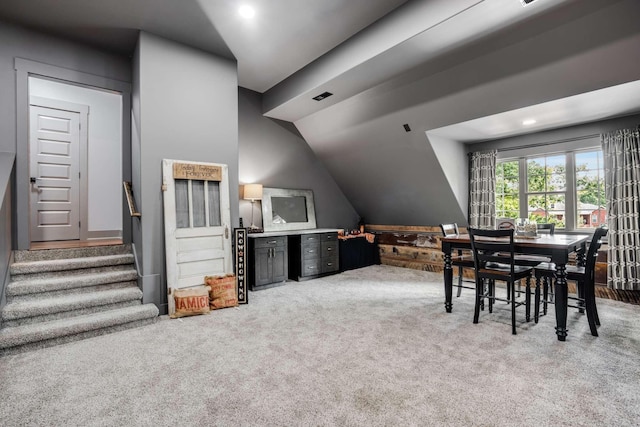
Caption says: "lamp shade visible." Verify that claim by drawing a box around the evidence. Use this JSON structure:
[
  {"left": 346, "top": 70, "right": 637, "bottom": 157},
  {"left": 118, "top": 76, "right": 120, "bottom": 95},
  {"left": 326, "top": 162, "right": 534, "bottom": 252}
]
[{"left": 243, "top": 184, "right": 263, "bottom": 201}]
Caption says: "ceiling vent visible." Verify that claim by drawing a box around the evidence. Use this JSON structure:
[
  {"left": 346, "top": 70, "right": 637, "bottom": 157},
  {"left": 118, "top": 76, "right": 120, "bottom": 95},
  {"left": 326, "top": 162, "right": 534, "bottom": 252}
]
[
  {"left": 520, "top": 0, "right": 537, "bottom": 5},
  {"left": 312, "top": 91, "right": 333, "bottom": 101},
  {"left": 403, "top": 124, "right": 411, "bottom": 132}
]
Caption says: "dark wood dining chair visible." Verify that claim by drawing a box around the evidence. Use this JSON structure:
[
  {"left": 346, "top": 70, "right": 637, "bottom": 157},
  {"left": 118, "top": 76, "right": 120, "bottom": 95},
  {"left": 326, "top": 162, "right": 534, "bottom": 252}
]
[
  {"left": 440, "top": 223, "right": 475, "bottom": 298},
  {"left": 498, "top": 222, "right": 556, "bottom": 301},
  {"left": 468, "top": 228, "right": 535, "bottom": 335},
  {"left": 533, "top": 227, "right": 608, "bottom": 337}
]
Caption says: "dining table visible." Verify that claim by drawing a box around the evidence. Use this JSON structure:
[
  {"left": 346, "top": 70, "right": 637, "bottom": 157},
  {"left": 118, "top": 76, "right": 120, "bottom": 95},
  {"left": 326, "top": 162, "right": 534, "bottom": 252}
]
[{"left": 441, "top": 232, "right": 590, "bottom": 341}]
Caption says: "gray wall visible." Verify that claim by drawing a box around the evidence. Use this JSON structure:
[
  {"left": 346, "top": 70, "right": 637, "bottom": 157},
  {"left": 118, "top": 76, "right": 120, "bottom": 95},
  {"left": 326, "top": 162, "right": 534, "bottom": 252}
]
[
  {"left": 238, "top": 88, "right": 359, "bottom": 230},
  {"left": 0, "top": 20, "right": 130, "bottom": 155},
  {"left": 0, "top": 20, "right": 131, "bottom": 249},
  {"left": 134, "top": 32, "right": 239, "bottom": 313},
  {"left": 0, "top": 153, "right": 14, "bottom": 313},
  {"left": 292, "top": 0, "right": 640, "bottom": 228},
  {"left": 469, "top": 114, "right": 640, "bottom": 156}
]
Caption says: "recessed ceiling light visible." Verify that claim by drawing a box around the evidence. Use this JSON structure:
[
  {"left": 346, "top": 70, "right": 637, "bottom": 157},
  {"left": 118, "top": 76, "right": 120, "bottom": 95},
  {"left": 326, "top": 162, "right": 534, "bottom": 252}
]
[
  {"left": 522, "top": 119, "right": 537, "bottom": 126},
  {"left": 239, "top": 5, "right": 255, "bottom": 19},
  {"left": 312, "top": 91, "right": 333, "bottom": 101}
]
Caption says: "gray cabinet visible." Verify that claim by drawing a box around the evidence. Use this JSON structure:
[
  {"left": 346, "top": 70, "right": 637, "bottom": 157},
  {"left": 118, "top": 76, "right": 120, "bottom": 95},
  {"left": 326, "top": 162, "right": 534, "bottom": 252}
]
[
  {"left": 249, "top": 236, "right": 287, "bottom": 290},
  {"left": 289, "top": 232, "right": 339, "bottom": 281}
]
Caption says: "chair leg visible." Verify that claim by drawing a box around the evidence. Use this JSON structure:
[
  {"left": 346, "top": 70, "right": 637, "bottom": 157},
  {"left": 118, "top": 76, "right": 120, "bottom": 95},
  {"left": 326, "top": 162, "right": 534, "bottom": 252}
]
[
  {"left": 511, "top": 281, "right": 517, "bottom": 335},
  {"left": 457, "top": 266, "right": 463, "bottom": 297},
  {"left": 506, "top": 280, "right": 511, "bottom": 301},
  {"left": 491, "top": 280, "right": 496, "bottom": 313},
  {"left": 577, "top": 280, "right": 586, "bottom": 314},
  {"left": 542, "top": 276, "right": 549, "bottom": 315},
  {"left": 473, "top": 279, "right": 482, "bottom": 324},
  {"left": 582, "top": 279, "right": 599, "bottom": 337},
  {"left": 534, "top": 275, "right": 541, "bottom": 323},
  {"left": 525, "top": 276, "right": 531, "bottom": 322}
]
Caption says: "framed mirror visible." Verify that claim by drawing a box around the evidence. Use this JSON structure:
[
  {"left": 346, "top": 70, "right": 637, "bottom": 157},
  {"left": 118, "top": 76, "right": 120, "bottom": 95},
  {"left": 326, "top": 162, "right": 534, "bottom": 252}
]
[{"left": 261, "top": 187, "right": 317, "bottom": 232}]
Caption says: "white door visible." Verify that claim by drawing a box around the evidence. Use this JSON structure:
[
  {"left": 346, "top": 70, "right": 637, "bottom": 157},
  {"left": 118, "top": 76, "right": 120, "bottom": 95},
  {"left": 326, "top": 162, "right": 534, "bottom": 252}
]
[
  {"left": 162, "top": 159, "right": 232, "bottom": 316},
  {"left": 29, "top": 104, "right": 82, "bottom": 241}
]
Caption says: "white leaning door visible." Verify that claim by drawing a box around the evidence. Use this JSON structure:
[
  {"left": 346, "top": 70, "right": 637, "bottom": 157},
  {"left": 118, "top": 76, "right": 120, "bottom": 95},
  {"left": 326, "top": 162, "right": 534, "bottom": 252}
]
[
  {"left": 29, "top": 104, "right": 81, "bottom": 241},
  {"left": 162, "top": 159, "right": 232, "bottom": 316}
]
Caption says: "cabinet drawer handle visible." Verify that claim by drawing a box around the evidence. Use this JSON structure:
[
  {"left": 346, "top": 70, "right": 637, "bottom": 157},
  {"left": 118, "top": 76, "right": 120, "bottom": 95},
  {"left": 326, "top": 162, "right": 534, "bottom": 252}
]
[
  {"left": 267, "top": 240, "right": 277, "bottom": 244},
  {"left": 307, "top": 237, "right": 317, "bottom": 240},
  {"left": 327, "top": 262, "right": 333, "bottom": 266},
  {"left": 308, "top": 249, "right": 315, "bottom": 253},
  {"left": 327, "top": 247, "right": 333, "bottom": 251},
  {"left": 307, "top": 266, "right": 316, "bottom": 270}
]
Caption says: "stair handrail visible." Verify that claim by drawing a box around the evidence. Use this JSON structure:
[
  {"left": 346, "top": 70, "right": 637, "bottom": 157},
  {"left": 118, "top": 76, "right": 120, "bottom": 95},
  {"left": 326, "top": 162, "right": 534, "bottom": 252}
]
[{"left": 123, "top": 181, "right": 141, "bottom": 217}]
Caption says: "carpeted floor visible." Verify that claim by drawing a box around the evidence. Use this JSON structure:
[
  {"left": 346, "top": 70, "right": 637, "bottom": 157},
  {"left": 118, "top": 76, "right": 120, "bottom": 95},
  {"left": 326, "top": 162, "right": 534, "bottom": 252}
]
[{"left": 1, "top": 265, "right": 639, "bottom": 426}]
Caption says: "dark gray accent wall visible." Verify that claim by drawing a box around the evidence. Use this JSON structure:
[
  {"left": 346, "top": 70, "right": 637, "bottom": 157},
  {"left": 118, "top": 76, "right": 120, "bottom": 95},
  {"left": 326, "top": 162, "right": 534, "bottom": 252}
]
[
  {"left": 238, "top": 88, "right": 359, "bottom": 230},
  {"left": 135, "top": 32, "right": 239, "bottom": 313}
]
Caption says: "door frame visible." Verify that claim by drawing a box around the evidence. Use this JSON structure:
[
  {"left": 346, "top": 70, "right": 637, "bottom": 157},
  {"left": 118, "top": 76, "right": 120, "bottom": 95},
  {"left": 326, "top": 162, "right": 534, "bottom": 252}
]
[
  {"left": 14, "top": 58, "right": 132, "bottom": 250},
  {"left": 29, "top": 96, "right": 89, "bottom": 242}
]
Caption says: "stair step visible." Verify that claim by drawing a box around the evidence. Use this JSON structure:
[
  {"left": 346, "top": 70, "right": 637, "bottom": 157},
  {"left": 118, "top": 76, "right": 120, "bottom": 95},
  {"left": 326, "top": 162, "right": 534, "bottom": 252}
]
[
  {"left": 13, "top": 244, "right": 132, "bottom": 262},
  {"left": 10, "top": 253, "right": 134, "bottom": 276},
  {"left": 7, "top": 270, "right": 138, "bottom": 300},
  {"left": 10, "top": 263, "right": 135, "bottom": 282},
  {"left": 1, "top": 287, "right": 143, "bottom": 327},
  {"left": 0, "top": 304, "right": 159, "bottom": 355}
]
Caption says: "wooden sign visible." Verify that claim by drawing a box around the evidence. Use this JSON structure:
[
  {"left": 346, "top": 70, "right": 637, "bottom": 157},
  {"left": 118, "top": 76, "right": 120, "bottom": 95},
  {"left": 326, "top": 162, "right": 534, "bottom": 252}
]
[
  {"left": 234, "top": 228, "right": 248, "bottom": 304},
  {"left": 173, "top": 162, "right": 222, "bottom": 181}
]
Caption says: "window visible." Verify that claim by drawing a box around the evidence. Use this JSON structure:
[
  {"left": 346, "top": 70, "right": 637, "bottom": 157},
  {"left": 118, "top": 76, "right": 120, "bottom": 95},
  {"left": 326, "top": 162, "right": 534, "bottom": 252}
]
[
  {"left": 575, "top": 151, "right": 605, "bottom": 229},
  {"left": 496, "top": 160, "right": 519, "bottom": 219},
  {"left": 526, "top": 155, "right": 566, "bottom": 228},
  {"left": 496, "top": 149, "right": 606, "bottom": 231}
]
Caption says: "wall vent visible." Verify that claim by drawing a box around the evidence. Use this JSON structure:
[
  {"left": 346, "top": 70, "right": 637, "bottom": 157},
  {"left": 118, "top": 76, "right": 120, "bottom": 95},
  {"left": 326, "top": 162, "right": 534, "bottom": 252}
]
[
  {"left": 403, "top": 124, "right": 411, "bottom": 132},
  {"left": 312, "top": 91, "right": 333, "bottom": 101}
]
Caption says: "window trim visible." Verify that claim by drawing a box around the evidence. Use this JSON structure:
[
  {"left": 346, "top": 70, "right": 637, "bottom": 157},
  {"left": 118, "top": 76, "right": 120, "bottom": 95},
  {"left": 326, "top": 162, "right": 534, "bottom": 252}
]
[{"left": 497, "top": 147, "right": 604, "bottom": 233}]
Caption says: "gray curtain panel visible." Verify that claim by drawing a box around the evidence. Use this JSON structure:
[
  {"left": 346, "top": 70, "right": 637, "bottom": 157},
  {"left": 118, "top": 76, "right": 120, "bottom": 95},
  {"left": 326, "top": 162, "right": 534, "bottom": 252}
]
[
  {"left": 602, "top": 128, "right": 640, "bottom": 290},
  {"left": 469, "top": 150, "right": 497, "bottom": 229}
]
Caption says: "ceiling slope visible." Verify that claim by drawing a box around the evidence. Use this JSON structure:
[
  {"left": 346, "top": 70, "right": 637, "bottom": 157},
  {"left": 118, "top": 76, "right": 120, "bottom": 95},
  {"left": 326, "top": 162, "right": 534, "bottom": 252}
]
[
  {"left": 263, "top": 0, "right": 579, "bottom": 122},
  {"left": 287, "top": 0, "right": 640, "bottom": 226}
]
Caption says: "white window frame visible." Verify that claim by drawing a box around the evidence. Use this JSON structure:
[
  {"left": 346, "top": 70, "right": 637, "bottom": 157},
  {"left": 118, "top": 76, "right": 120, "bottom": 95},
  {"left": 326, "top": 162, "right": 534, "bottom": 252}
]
[{"left": 497, "top": 146, "right": 604, "bottom": 233}]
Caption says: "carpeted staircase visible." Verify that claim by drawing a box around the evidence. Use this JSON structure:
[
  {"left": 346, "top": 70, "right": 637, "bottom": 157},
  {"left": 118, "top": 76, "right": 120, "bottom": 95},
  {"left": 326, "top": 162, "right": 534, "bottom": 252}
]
[{"left": 0, "top": 244, "right": 158, "bottom": 356}]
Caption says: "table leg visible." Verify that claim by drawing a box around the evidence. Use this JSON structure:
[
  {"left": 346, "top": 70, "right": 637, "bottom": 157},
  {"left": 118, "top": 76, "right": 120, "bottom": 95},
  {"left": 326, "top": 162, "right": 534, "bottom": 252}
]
[
  {"left": 444, "top": 252, "right": 453, "bottom": 313},
  {"left": 554, "top": 263, "right": 568, "bottom": 341}
]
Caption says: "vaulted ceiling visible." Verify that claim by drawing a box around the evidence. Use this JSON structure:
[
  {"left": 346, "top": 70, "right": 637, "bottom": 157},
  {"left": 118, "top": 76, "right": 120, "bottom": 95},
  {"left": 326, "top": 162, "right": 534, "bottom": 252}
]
[{"left": 2, "top": 0, "right": 639, "bottom": 225}]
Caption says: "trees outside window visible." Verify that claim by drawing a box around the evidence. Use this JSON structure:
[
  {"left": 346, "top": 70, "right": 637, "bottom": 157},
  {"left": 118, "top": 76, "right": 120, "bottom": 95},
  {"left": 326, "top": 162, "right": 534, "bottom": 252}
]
[
  {"left": 575, "top": 151, "right": 606, "bottom": 228},
  {"left": 496, "top": 149, "right": 606, "bottom": 231},
  {"left": 526, "top": 155, "right": 566, "bottom": 228},
  {"left": 496, "top": 160, "right": 519, "bottom": 219}
]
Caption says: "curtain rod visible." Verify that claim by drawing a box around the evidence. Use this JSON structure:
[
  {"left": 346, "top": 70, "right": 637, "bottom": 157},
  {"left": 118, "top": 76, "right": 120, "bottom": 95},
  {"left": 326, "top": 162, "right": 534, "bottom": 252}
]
[{"left": 496, "top": 133, "right": 600, "bottom": 152}]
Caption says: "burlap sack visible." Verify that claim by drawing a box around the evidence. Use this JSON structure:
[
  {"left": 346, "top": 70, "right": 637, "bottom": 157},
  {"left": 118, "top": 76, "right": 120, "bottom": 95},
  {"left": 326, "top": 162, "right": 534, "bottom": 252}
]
[
  {"left": 171, "top": 285, "right": 211, "bottom": 318},
  {"left": 204, "top": 274, "right": 238, "bottom": 310}
]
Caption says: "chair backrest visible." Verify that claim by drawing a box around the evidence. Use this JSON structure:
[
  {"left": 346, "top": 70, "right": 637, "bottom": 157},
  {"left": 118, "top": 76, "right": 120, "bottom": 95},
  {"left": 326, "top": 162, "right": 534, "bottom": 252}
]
[
  {"left": 468, "top": 228, "right": 516, "bottom": 275},
  {"left": 440, "top": 223, "right": 460, "bottom": 237},
  {"left": 537, "top": 223, "right": 555, "bottom": 235},
  {"left": 496, "top": 218, "right": 515, "bottom": 230},
  {"left": 584, "top": 227, "right": 608, "bottom": 280}
]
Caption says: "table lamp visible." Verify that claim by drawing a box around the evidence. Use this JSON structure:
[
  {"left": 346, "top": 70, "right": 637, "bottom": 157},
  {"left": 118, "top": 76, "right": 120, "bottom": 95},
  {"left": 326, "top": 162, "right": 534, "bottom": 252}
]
[{"left": 243, "top": 184, "right": 263, "bottom": 229}]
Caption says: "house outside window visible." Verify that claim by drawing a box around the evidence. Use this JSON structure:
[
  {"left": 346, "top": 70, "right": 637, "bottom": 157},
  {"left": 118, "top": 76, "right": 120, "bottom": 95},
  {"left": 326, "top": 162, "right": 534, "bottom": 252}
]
[{"left": 496, "top": 149, "right": 606, "bottom": 231}]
